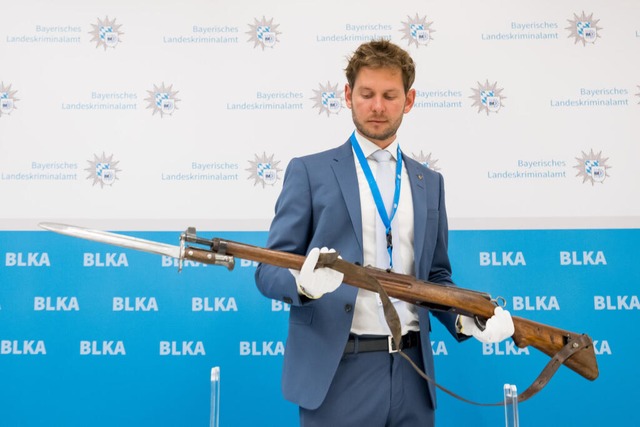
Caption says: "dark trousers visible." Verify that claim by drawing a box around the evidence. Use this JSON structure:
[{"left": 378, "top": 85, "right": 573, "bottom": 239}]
[{"left": 300, "top": 345, "right": 435, "bottom": 427}]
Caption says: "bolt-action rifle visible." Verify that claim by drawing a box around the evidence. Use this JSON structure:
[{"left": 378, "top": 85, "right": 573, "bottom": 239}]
[{"left": 40, "top": 223, "right": 599, "bottom": 398}]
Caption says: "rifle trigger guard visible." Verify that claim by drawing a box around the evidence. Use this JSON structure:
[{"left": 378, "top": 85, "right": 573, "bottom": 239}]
[{"left": 473, "top": 315, "right": 487, "bottom": 331}]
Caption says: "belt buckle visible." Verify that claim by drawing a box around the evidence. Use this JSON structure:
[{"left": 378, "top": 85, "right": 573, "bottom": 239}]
[{"left": 388, "top": 336, "right": 399, "bottom": 353}]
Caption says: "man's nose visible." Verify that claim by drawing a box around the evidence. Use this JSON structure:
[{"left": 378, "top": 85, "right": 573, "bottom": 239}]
[{"left": 371, "top": 96, "right": 385, "bottom": 112}]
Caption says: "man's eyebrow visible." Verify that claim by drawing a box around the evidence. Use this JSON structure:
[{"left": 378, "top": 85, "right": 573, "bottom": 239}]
[{"left": 356, "top": 86, "right": 401, "bottom": 93}]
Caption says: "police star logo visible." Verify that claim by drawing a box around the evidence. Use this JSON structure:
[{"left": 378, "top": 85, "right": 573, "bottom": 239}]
[
  {"left": 311, "top": 82, "right": 344, "bottom": 116},
  {"left": 400, "top": 13, "right": 435, "bottom": 47},
  {"left": 145, "top": 82, "right": 180, "bottom": 117},
  {"left": 566, "top": 11, "right": 602, "bottom": 46},
  {"left": 470, "top": 80, "right": 506, "bottom": 115},
  {"left": 411, "top": 151, "right": 440, "bottom": 172},
  {"left": 0, "top": 82, "right": 19, "bottom": 117},
  {"left": 86, "top": 152, "right": 122, "bottom": 188},
  {"left": 246, "top": 153, "right": 282, "bottom": 188},
  {"left": 574, "top": 149, "right": 611, "bottom": 185},
  {"left": 247, "top": 16, "right": 281, "bottom": 50},
  {"left": 89, "top": 16, "right": 124, "bottom": 50}
]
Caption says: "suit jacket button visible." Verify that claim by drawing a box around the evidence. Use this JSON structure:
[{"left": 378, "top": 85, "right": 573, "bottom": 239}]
[
  {"left": 344, "top": 304, "right": 352, "bottom": 312},
  {"left": 283, "top": 297, "right": 293, "bottom": 304}
]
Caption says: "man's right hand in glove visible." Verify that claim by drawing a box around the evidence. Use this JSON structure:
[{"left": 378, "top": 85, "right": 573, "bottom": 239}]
[{"left": 289, "top": 247, "right": 344, "bottom": 299}]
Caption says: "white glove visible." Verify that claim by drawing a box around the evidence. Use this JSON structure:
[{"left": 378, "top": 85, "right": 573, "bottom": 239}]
[
  {"left": 289, "top": 247, "right": 344, "bottom": 299},
  {"left": 459, "top": 307, "right": 515, "bottom": 343}
]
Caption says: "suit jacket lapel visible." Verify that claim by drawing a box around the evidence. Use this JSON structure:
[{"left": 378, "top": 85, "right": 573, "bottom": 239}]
[
  {"left": 331, "top": 141, "right": 363, "bottom": 255},
  {"left": 329, "top": 142, "right": 430, "bottom": 266},
  {"left": 404, "top": 156, "right": 428, "bottom": 271}
]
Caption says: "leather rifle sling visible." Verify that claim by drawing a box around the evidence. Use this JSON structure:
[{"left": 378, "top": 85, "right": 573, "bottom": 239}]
[{"left": 332, "top": 258, "right": 591, "bottom": 405}]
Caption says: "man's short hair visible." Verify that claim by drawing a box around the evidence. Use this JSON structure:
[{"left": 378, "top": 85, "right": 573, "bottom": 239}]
[{"left": 345, "top": 39, "right": 416, "bottom": 93}]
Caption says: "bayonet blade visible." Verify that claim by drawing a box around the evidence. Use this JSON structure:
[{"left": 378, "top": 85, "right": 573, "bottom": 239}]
[{"left": 39, "top": 222, "right": 182, "bottom": 260}]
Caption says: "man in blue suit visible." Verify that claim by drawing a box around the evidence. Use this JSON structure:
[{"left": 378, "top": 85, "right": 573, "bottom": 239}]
[{"left": 255, "top": 40, "right": 514, "bottom": 426}]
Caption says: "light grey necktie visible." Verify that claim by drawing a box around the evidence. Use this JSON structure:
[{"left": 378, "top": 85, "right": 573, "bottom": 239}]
[
  {"left": 371, "top": 149, "right": 394, "bottom": 269},
  {"left": 372, "top": 149, "right": 408, "bottom": 331}
]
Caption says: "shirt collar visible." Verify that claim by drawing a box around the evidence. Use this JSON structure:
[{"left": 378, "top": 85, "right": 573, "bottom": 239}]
[{"left": 352, "top": 131, "right": 400, "bottom": 161}]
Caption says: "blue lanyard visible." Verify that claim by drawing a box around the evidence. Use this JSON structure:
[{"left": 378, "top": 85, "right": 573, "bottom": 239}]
[{"left": 349, "top": 131, "right": 403, "bottom": 269}]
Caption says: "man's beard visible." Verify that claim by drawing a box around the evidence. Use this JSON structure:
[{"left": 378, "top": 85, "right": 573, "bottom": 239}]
[{"left": 352, "top": 111, "right": 403, "bottom": 145}]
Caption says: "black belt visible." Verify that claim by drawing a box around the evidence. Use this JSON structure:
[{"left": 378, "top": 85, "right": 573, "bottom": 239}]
[{"left": 343, "top": 331, "right": 420, "bottom": 354}]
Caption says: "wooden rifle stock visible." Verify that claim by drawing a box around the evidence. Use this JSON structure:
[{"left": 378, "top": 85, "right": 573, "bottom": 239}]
[{"left": 184, "top": 236, "right": 599, "bottom": 382}]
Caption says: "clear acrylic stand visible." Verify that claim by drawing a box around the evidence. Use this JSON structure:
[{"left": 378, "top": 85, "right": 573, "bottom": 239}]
[
  {"left": 503, "top": 384, "right": 519, "bottom": 427},
  {"left": 210, "top": 367, "right": 221, "bottom": 427}
]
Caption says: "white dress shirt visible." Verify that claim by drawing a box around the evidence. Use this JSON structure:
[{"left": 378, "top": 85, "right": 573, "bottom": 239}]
[{"left": 349, "top": 132, "right": 419, "bottom": 336}]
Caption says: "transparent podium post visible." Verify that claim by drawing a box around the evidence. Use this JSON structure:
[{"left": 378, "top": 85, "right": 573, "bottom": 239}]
[
  {"left": 210, "top": 367, "right": 221, "bottom": 427},
  {"left": 503, "top": 384, "right": 519, "bottom": 427}
]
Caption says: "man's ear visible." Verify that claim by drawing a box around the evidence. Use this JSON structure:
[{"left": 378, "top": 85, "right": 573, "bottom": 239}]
[
  {"left": 345, "top": 84, "right": 353, "bottom": 108},
  {"left": 404, "top": 88, "right": 416, "bottom": 113}
]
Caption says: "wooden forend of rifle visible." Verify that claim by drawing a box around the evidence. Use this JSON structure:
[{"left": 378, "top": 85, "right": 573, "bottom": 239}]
[{"left": 184, "top": 238, "right": 599, "bottom": 381}]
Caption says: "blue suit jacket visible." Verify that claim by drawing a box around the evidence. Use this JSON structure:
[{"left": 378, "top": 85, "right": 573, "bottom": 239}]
[{"left": 255, "top": 140, "right": 462, "bottom": 410}]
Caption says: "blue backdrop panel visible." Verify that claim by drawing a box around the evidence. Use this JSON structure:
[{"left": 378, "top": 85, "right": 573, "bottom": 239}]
[{"left": 0, "top": 228, "right": 637, "bottom": 426}]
